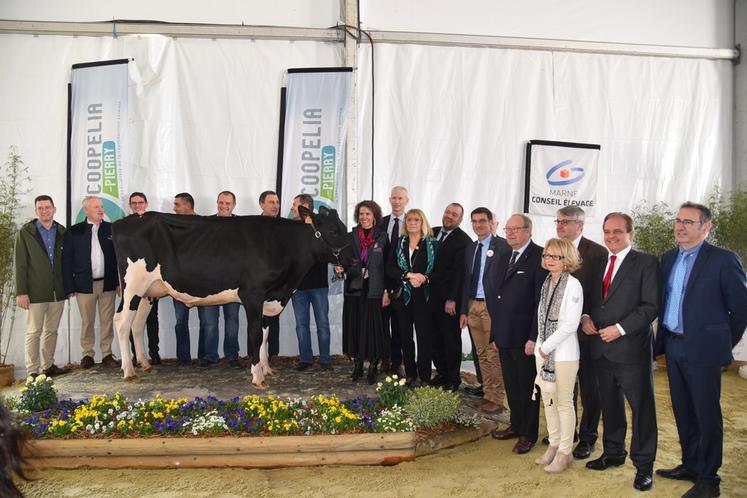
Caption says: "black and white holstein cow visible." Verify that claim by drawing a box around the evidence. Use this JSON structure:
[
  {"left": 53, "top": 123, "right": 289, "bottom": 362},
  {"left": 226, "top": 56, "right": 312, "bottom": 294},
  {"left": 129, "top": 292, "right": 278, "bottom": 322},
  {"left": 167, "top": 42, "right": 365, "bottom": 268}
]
[{"left": 112, "top": 206, "right": 355, "bottom": 388}]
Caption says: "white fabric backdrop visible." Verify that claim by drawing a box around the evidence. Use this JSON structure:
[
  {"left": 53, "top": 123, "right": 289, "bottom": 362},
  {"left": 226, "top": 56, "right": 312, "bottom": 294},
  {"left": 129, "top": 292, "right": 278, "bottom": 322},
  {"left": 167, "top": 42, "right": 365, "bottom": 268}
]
[{"left": 0, "top": 33, "right": 742, "bottom": 374}]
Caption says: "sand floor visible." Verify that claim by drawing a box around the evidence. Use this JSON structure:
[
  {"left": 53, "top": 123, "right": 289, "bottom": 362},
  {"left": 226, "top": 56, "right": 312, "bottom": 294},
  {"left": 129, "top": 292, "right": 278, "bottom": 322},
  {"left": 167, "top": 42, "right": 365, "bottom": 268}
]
[{"left": 10, "top": 364, "right": 747, "bottom": 498}]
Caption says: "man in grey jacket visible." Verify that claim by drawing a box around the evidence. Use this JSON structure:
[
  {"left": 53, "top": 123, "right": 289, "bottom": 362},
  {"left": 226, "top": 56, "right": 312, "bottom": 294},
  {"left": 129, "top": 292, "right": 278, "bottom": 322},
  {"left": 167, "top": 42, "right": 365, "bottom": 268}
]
[{"left": 14, "top": 195, "right": 69, "bottom": 377}]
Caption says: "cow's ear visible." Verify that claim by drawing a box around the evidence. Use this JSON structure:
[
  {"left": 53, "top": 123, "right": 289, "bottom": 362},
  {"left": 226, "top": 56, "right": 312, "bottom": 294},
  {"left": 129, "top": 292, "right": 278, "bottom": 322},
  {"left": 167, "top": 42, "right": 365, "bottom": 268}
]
[{"left": 298, "top": 205, "right": 314, "bottom": 220}]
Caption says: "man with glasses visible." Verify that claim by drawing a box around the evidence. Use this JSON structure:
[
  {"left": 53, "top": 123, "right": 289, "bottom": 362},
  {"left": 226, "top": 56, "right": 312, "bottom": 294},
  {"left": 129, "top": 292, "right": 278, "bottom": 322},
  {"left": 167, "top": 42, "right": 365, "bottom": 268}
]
[
  {"left": 554, "top": 206, "right": 608, "bottom": 459},
  {"left": 582, "top": 212, "right": 659, "bottom": 492},
  {"left": 654, "top": 202, "right": 746, "bottom": 498},
  {"left": 488, "top": 214, "right": 546, "bottom": 455},
  {"left": 126, "top": 192, "right": 161, "bottom": 365},
  {"left": 459, "top": 208, "right": 509, "bottom": 414}
]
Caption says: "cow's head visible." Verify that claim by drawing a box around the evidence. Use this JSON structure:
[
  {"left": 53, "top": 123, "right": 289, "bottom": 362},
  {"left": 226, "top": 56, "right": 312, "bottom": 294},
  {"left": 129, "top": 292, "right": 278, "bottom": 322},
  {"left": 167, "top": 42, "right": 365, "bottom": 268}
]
[{"left": 301, "top": 206, "right": 358, "bottom": 269}]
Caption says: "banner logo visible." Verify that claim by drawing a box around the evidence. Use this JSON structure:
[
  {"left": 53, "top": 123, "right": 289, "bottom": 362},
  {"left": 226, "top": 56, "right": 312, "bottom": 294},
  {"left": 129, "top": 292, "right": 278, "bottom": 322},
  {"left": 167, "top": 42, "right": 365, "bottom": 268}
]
[{"left": 546, "top": 160, "right": 585, "bottom": 186}]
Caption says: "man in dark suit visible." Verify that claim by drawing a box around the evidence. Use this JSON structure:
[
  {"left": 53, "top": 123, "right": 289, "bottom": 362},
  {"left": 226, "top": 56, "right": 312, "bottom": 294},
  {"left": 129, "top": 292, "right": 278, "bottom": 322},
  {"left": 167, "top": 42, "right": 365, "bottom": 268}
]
[
  {"left": 430, "top": 203, "right": 472, "bottom": 391},
  {"left": 654, "top": 202, "right": 747, "bottom": 498},
  {"left": 554, "top": 206, "right": 608, "bottom": 459},
  {"left": 63, "top": 196, "right": 119, "bottom": 369},
  {"left": 582, "top": 212, "right": 660, "bottom": 492},
  {"left": 488, "top": 213, "right": 546, "bottom": 455},
  {"left": 459, "top": 207, "right": 509, "bottom": 414},
  {"left": 381, "top": 186, "right": 408, "bottom": 375},
  {"left": 259, "top": 190, "right": 282, "bottom": 363}
]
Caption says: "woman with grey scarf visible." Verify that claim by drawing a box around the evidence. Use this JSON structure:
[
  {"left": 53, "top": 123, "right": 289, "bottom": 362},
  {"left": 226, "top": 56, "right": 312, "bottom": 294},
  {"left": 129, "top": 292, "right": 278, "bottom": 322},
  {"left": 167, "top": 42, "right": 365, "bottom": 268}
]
[{"left": 533, "top": 238, "right": 584, "bottom": 473}]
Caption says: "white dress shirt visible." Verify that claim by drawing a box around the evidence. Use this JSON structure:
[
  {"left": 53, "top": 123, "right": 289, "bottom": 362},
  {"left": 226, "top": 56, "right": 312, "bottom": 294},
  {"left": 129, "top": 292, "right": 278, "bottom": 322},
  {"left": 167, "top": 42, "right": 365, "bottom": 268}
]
[{"left": 88, "top": 220, "right": 105, "bottom": 279}]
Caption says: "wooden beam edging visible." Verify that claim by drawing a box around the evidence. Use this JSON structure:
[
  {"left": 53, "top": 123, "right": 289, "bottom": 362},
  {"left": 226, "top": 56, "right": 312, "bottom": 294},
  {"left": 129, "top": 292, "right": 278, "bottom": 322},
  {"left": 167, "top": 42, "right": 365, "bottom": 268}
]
[
  {"left": 415, "top": 419, "right": 498, "bottom": 457},
  {"left": 25, "top": 432, "right": 417, "bottom": 469}
]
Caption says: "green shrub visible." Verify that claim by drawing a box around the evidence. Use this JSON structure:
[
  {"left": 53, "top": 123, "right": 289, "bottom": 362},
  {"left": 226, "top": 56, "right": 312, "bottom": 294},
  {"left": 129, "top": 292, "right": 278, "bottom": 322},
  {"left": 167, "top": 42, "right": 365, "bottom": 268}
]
[
  {"left": 17, "top": 374, "right": 58, "bottom": 412},
  {"left": 631, "top": 201, "right": 676, "bottom": 257},
  {"left": 375, "top": 374, "right": 408, "bottom": 408},
  {"left": 403, "top": 386, "right": 461, "bottom": 429}
]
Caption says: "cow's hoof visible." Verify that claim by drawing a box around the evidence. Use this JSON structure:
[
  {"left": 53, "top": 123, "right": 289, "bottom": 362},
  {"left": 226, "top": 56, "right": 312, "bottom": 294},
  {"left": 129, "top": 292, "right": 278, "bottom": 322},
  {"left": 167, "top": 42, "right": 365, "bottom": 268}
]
[
  {"left": 264, "top": 368, "right": 278, "bottom": 378},
  {"left": 124, "top": 375, "right": 140, "bottom": 383},
  {"left": 141, "top": 366, "right": 154, "bottom": 374},
  {"left": 252, "top": 381, "right": 269, "bottom": 390}
]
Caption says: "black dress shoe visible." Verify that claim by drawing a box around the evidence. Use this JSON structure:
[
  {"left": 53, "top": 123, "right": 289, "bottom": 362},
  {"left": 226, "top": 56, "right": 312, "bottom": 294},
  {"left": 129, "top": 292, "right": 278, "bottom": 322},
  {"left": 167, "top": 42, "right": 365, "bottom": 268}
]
[
  {"left": 655, "top": 465, "right": 698, "bottom": 482},
  {"left": 512, "top": 436, "right": 535, "bottom": 454},
  {"left": 150, "top": 353, "right": 161, "bottom": 365},
  {"left": 430, "top": 375, "right": 447, "bottom": 386},
  {"left": 682, "top": 482, "right": 720, "bottom": 498},
  {"left": 586, "top": 454, "right": 626, "bottom": 470},
  {"left": 295, "top": 362, "right": 312, "bottom": 371},
  {"left": 463, "top": 385, "right": 484, "bottom": 397},
  {"left": 541, "top": 436, "right": 550, "bottom": 445},
  {"left": 490, "top": 427, "right": 518, "bottom": 440},
  {"left": 573, "top": 440, "right": 595, "bottom": 460},
  {"left": 43, "top": 364, "right": 70, "bottom": 377},
  {"left": 367, "top": 361, "right": 379, "bottom": 384},
  {"left": 634, "top": 469, "right": 653, "bottom": 491},
  {"left": 445, "top": 383, "right": 460, "bottom": 392}
]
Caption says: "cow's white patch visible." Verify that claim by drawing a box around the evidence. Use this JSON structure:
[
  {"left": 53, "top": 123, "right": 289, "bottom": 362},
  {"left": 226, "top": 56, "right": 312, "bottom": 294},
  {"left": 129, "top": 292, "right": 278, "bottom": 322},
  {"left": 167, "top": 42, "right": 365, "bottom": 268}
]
[{"left": 262, "top": 300, "right": 283, "bottom": 316}]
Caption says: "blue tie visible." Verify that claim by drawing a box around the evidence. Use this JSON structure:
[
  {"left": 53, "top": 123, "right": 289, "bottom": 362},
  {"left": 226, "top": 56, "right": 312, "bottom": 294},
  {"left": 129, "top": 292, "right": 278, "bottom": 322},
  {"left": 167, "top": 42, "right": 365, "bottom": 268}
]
[
  {"left": 663, "top": 252, "right": 689, "bottom": 332},
  {"left": 470, "top": 242, "right": 483, "bottom": 298}
]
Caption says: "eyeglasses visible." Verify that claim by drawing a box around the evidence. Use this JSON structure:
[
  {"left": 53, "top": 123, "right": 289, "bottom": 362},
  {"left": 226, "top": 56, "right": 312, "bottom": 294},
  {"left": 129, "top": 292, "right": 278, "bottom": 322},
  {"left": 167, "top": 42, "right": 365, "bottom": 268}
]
[
  {"left": 542, "top": 254, "right": 565, "bottom": 261},
  {"left": 673, "top": 218, "right": 701, "bottom": 227},
  {"left": 503, "top": 226, "right": 527, "bottom": 233},
  {"left": 130, "top": 201, "right": 146, "bottom": 205},
  {"left": 554, "top": 219, "right": 578, "bottom": 225}
]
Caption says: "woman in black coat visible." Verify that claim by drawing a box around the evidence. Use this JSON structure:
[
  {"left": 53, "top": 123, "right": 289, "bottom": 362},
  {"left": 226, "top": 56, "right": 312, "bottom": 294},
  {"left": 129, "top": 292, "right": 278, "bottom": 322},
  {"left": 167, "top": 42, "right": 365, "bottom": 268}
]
[
  {"left": 387, "top": 208, "right": 438, "bottom": 386},
  {"left": 339, "top": 200, "right": 391, "bottom": 384}
]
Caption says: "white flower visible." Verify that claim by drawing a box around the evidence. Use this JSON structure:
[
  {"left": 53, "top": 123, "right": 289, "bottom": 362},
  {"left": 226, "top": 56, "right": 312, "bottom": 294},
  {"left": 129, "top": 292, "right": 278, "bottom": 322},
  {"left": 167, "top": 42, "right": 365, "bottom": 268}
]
[
  {"left": 392, "top": 374, "right": 399, "bottom": 380},
  {"left": 377, "top": 382, "right": 383, "bottom": 388},
  {"left": 385, "top": 376, "right": 392, "bottom": 383}
]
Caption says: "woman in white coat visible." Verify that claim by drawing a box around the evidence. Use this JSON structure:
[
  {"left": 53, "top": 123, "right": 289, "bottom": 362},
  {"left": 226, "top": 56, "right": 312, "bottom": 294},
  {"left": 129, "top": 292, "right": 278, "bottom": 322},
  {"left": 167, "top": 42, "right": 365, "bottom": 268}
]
[{"left": 534, "top": 238, "right": 584, "bottom": 473}]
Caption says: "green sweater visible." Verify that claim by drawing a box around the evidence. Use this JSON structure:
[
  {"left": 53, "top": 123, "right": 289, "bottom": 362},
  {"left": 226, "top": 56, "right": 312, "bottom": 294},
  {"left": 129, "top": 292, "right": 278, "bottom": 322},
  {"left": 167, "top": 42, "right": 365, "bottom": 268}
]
[{"left": 15, "top": 220, "right": 66, "bottom": 303}]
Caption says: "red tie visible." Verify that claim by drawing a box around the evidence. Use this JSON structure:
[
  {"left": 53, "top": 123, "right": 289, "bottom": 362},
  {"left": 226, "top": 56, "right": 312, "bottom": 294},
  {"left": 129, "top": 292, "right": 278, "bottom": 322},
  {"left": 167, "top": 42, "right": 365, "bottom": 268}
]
[{"left": 602, "top": 255, "right": 617, "bottom": 300}]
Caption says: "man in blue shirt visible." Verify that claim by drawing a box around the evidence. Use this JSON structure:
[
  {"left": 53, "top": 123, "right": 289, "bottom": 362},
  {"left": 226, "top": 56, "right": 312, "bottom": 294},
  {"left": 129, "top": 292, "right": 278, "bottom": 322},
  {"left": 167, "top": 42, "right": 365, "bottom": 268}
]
[
  {"left": 655, "top": 202, "right": 747, "bottom": 498},
  {"left": 15, "top": 195, "right": 69, "bottom": 377}
]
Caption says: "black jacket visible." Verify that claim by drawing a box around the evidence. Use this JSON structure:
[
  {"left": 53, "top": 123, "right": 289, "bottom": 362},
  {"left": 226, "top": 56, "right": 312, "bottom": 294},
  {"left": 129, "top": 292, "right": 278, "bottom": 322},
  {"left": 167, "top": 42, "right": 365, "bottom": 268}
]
[
  {"left": 63, "top": 221, "right": 118, "bottom": 294},
  {"left": 429, "top": 226, "right": 472, "bottom": 311}
]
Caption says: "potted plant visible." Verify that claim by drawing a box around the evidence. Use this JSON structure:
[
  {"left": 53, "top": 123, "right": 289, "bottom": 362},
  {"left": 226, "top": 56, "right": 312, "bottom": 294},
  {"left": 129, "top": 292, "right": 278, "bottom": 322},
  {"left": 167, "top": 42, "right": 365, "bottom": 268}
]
[{"left": 0, "top": 146, "right": 30, "bottom": 386}]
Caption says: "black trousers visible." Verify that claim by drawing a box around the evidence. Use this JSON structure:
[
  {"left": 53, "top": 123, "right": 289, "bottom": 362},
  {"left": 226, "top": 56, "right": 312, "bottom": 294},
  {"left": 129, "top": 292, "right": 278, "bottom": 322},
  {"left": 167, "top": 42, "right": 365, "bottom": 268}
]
[
  {"left": 129, "top": 299, "right": 159, "bottom": 358},
  {"left": 431, "top": 307, "right": 462, "bottom": 386},
  {"left": 262, "top": 315, "right": 280, "bottom": 357},
  {"left": 499, "top": 346, "right": 539, "bottom": 442},
  {"left": 574, "top": 338, "right": 602, "bottom": 444},
  {"left": 391, "top": 291, "right": 433, "bottom": 382},
  {"left": 595, "top": 356, "right": 657, "bottom": 470},
  {"left": 383, "top": 305, "right": 403, "bottom": 367},
  {"left": 665, "top": 334, "right": 723, "bottom": 485}
]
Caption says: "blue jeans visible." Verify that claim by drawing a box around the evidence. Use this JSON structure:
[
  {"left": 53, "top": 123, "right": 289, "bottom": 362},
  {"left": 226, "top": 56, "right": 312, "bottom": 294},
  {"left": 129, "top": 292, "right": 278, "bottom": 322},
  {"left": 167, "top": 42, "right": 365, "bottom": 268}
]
[
  {"left": 173, "top": 300, "right": 192, "bottom": 364},
  {"left": 197, "top": 306, "right": 219, "bottom": 363},
  {"left": 221, "top": 303, "right": 241, "bottom": 360},
  {"left": 291, "top": 288, "right": 331, "bottom": 364}
]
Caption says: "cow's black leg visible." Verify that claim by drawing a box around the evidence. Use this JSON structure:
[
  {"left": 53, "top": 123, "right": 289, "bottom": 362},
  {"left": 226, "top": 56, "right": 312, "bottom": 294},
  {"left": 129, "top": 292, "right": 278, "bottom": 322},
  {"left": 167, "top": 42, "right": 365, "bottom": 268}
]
[{"left": 240, "top": 290, "right": 270, "bottom": 389}]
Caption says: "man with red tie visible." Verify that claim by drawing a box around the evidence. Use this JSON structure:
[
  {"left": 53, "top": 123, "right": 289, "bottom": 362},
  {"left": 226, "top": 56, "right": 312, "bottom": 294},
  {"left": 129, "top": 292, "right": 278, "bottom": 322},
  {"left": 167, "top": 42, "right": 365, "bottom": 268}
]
[{"left": 581, "top": 212, "right": 660, "bottom": 492}]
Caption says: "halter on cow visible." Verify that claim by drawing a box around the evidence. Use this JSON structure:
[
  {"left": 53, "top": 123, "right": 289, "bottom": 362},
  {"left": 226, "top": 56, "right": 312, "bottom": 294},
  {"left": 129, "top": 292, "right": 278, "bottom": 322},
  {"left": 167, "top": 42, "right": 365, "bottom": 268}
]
[{"left": 112, "top": 206, "right": 356, "bottom": 388}]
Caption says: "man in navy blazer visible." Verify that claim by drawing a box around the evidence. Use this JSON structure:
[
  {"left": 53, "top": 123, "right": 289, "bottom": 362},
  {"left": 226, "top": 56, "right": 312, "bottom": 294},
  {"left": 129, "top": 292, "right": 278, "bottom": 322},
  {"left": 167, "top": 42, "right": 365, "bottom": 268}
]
[
  {"left": 654, "top": 202, "right": 747, "bottom": 498},
  {"left": 459, "top": 207, "right": 510, "bottom": 415},
  {"left": 582, "top": 212, "right": 660, "bottom": 492},
  {"left": 486, "top": 213, "right": 547, "bottom": 455},
  {"left": 63, "top": 196, "right": 119, "bottom": 369}
]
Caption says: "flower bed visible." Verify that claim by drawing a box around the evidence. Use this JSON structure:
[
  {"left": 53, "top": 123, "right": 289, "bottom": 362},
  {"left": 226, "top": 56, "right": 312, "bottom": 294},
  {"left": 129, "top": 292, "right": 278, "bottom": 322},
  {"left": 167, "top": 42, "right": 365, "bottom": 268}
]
[{"left": 4, "top": 375, "right": 484, "bottom": 468}]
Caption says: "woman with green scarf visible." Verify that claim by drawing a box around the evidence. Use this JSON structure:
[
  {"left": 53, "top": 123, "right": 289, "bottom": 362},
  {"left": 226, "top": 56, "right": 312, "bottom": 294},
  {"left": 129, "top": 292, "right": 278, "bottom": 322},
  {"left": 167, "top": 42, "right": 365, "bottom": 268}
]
[{"left": 387, "top": 208, "right": 438, "bottom": 387}]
